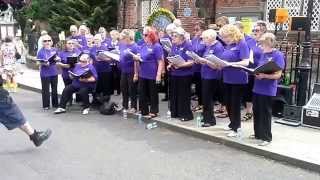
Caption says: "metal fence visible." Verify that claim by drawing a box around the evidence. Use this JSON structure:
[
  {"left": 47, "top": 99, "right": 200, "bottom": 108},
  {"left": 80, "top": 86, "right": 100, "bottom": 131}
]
[{"left": 277, "top": 40, "right": 320, "bottom": 103}]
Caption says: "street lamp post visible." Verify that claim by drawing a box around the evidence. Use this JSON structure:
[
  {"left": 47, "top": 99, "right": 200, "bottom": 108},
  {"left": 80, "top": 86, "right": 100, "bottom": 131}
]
[{"left": 296, "top": 0, "right": 314, "bottom": 106}]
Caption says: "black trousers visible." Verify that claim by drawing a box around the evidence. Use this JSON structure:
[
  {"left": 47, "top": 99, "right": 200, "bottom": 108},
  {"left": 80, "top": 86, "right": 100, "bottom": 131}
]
[
  {"left": 170, "top": 75, "right": 193, "bottom": 120},
  {"left": 59, "top": 84, "right": 93, "bottom": 109},
  {"left": 192, "top": 72, "right": 202, "bottom": 106},
  {"left": 41, "top": 75, "right": 58, "bottom": 108},
  {"left": 96, "top": 71, "right": 113, "bottom": 96},
  {"left": 253, "top": 93, "right": 273, "bottom": 142},
  {"left": 138, "top": 78, "right": 159, "bottom": 115},
  {"left": 112, "top": 65, "right": 121, "bottom": 95},
  {"left": 202, "top": 79, "right": 219, "bottom": 124},
  {"left": 120, "top": 73, "right": 137, "bottom": 109},
  {"left": 224, "top": 83, "right": 245, "bottom": 131},
  {"left": 243, "top": 75, "right": 254, "bottom": 103}
]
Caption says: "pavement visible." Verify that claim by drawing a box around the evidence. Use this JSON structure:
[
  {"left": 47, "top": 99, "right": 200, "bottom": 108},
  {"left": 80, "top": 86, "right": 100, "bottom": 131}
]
[
  {"left": 15, "top": 64, "right": 320, "bottom": 173},
  {"left": 1, "top": 89, "right": 319, "bottom": 180}
]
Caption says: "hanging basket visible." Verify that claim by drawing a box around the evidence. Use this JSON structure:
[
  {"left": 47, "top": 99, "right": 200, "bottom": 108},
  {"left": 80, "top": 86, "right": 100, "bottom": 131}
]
[{"left": 147, "top": 8, "right": 176, "bottom": 30}]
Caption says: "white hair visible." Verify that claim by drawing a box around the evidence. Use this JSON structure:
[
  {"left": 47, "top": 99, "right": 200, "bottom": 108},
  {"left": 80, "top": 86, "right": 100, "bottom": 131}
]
[
  {"left": 166, "top": 23, "right": 176, "bottom": 33},
  {"left": 201, "top": 29, "right": 217, "bottom": 41},
  {"left": 173, "top": 19, "right": 182, "bottom": 27}
]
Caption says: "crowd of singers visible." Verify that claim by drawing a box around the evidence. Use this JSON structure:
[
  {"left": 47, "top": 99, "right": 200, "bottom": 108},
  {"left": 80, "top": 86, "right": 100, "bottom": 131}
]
[{"left": 36, "top": 18, "right": 284, "bottom": 146}]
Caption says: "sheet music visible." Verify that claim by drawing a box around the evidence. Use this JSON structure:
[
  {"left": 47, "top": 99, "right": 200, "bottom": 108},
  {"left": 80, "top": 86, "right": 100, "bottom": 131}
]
[
  {"left": 167, "top": 55, "right": 186, "bottom": 66},
  {"left": 205, "top": 54, "right": 232, "bottom": 67},
  {"left": 186, "top": 51, "right": 201, "bottom": 61},
  {"left": 127, "top": 50, "right": 143, "bottom": 62},
  {"left": 160, "top": 38, "right": 172, "bottom": 50},
  {"left": 98, "top": 51, "right": 120, "bottom": 61}
]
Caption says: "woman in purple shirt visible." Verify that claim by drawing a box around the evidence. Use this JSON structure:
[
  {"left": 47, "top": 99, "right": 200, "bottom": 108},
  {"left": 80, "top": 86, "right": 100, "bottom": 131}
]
[
  {"left": 54, "top": 54, "right": 98, "bottom": 115},
  {"left": 196, "top": 29, "right": 224, "bottom": 127},
  {"left": 167, "top": 27, "right": 194, "bottom": 121},
  {"left": 90, "top": 34, "right": 113, "bottom": 99},
  {"left": 252, "top": 33, "right": 285, "bottom": 146},
  {"left": 119, "top": 29, "right": 139, "bottom": 113},
  {"left": 219, "top": 24, "right": 250, "bottom": 137},
  {"left": 191, "top": 22, "right": 206, "bottom": 111},
  {"left": 36, "top": 34, "right": 59, "bottom": 110},
  {"left": 133, "top": 29, "right": 164, "bottom": 118}
]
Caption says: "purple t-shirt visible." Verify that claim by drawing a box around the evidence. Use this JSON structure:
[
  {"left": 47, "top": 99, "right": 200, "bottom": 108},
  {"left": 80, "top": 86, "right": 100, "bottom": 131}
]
[
  {"left": 119, "top": 43, "right": 139, "bottom": 74},
  {"left": 139, "top": 43, "right": 163, "bottom": 80},
  {"left": 102, "top": 38, "right": 112, "bottom": 48},
  {"left": 191, "top": 37, "right": 206, "bottom": 73},
  {"left": 201, "top": 41, "right": 224, "bottom": 80},
  {"left": 69, "top": 35, "right": 87, "bottom": 48},
  {"left": 71, "top": 63, "right": 98, "bottom": 89},
  {"left": 170, "top": 41, "right": 193, "bottom": 76},
  {"left": 37, "top": 48, "right": 59, "bottom": 77},
  {"left": 58, "top": 49, "right": 81, "bottom": 79},
  {"left": 90, "top": 45, "right": 111, "bottom": 73},
  {"left": 253, "top": 50, "right": 285, "bottom": 96},
  {"left": 221, "top": 39, "right": 250, "bottom": 84}
]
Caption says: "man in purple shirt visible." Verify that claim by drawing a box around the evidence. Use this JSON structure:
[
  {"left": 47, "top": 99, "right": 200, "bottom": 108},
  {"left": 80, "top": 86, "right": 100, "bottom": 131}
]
[
  {"left": 36, "top": 34, "right": 59, "bottom": 110},
  {"left": 191, "top": 22, "right": 206, "bottom": 111},
  {"left": 252, "top": 33, "right": 285, "bottom": 146},
  {"left": 54, "top": 54, "right": 98, "bottom": 115}
]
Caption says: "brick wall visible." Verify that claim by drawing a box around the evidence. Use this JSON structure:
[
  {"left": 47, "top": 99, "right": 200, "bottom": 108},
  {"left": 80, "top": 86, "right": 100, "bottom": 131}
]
[
  {"left": 217, "top": 0, "right": 261, "bottom": 7},
  {"left": 118, "top": 0, "right": 138, "bottom": 29},
  {"left": 119, "top": 0, "right": 263, "bottom": 32}
]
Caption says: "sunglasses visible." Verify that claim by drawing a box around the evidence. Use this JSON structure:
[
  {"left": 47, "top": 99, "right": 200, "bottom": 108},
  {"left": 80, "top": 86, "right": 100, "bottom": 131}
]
[
  {"left": 67, "top": 42, "right": 74, "bottom": 44},
  {"left": 79, "top": 60, "right": 88, "bottom": 63},
  {"left": 43, "top": 40, "right": 52, "bottom": 42},
  {"left": 252, "top": 29, "right": 261, "bottom": 33}
]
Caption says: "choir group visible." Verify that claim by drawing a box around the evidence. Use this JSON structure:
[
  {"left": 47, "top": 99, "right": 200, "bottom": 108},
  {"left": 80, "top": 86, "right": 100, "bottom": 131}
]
[{"left": 36, "top": 17, "right": 285, "bottom": 146}]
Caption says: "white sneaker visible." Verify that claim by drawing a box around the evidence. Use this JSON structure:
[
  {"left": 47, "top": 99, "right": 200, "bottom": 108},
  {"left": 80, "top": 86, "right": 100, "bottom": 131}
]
[
  {"left": 82, "top": 108, "right": 90, "bottom": 115},
  {"left": 223, "top": 126, "right": 232, "bottom": 131},
  {"left": 54, "top": 108, "right": 66, "bottom": 114},
  {"left": 227, "top": 131, "right": 239, "bottom": 137},
  {"left": 258, "top": 141, "right": 271, "bottom": 146}
]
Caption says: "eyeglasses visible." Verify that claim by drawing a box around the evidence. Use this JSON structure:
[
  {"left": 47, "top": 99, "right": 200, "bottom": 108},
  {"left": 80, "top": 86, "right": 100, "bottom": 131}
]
[
  {"left": 252, "top": 29, "right": 261, "bottom": 33},
  {"left": 43, "top": 40, "right": 52, "bottom": 42}
]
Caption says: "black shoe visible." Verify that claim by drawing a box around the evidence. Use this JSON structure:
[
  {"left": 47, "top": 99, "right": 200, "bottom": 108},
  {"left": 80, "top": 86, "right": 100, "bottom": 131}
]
[
  {"left": 202, "top": 123, "right": 216, "bottom": 127},
  {"left": 30, "top": 129, "right": 52, "bottom": 147},
  {"left": 180, "top": 118, "right": 192, "bottom": 122}
]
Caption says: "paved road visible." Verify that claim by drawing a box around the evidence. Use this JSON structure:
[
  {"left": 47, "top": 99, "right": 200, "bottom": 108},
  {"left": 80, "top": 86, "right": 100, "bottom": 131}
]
[{"left": 0, "top": 90, "right": 319, "bottom": 180}]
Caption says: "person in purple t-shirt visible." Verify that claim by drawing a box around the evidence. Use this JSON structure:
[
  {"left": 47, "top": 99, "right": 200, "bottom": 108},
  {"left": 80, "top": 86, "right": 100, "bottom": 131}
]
[
  {"left": 54, "top": 54, "right": 98, "bottom": 115},
  {"left": 68, "top": 25, "right": 87, "bottom": 49},
  {"left": 90, "top": 34, "right": 113, "bottom": 100},
  {"left": 167, "top": 27, "right": 194, "bottom": 121},
  {"left": 36, "top": 34, "right": 59, "bottom": 110},
  {"left": 252, "top": 33, "right": 285, "bottom": 146},
  {"left": 57, "top": 39, "right": 82, "bottom": 86},
  {"left": 191, "top": 21, "right": 206, "bottom": 111},
  {"left": 219, "top": 24, "right": 250, "bottom": 137},
  {"left": 132, "top": 29, "right": 164, "bottom": 118},
  {"left": 108, "top": 30, "right": 121, "bottom": 96},
  {"left": 195, "top": 29, "right": 224, "bottom": 127},
  {"left": 119, "top": 29, "right": 139, "bottom": 113}
]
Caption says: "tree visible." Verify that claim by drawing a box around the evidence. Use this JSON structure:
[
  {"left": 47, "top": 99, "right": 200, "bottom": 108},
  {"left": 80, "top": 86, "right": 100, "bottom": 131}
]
[{"left": 18, "top": 0, "right": 119, "bottom": 34}]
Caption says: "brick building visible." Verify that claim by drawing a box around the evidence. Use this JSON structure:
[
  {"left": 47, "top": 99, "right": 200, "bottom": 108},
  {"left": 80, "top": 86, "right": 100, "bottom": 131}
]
[{"left": 118, "top": 0, "right": 266, "bottom": 32}]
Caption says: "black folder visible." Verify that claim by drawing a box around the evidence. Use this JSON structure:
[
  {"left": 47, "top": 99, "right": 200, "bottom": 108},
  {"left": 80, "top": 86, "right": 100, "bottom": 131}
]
[
  {"left": 68, "top": 69, "right": 92, "bottom": 79},
  {"left": 67, "top": 56, "right": 78, "bottom": 67},
  {"left": 234, "top": 60, "right": 282, "bottom": 74}
]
